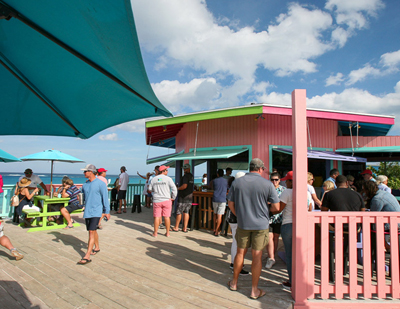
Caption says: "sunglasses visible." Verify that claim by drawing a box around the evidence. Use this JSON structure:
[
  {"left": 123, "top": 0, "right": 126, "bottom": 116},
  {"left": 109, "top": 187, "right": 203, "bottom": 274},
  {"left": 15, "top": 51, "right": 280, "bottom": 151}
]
[{"left": 271, "top": 178, "right": 280, "bottom": 181}]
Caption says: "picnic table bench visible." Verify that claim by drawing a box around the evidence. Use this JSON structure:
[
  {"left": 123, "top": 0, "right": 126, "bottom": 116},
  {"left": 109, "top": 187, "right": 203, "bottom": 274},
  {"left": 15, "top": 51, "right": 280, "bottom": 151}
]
[{"left": 19, "top": 195, "right": 83, "bottom": 232}]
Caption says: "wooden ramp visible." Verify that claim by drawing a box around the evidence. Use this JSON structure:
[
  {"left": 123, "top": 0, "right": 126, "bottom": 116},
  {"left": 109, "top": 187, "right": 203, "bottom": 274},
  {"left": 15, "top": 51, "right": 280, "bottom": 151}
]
[{"left": 0, "top": 208, "right": 294, "bottom": 309}]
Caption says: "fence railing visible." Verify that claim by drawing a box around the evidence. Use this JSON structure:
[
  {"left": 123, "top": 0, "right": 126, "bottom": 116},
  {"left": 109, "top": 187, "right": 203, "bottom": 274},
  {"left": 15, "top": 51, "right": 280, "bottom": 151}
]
[
  {"left": 0, "top": 183, "right": 145, "bottom": 218},
  {"left": 307, "top": 211, "right": 400, "bottom": 300}
]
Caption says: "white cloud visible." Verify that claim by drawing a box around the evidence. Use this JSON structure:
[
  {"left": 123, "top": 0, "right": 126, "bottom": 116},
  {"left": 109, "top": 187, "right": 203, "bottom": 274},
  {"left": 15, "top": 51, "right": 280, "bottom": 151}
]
[
  {"left": 131, "top": 0, "right": 335, "bottom": 80},
  {"left": 325, "top": 0, "right": 385, "bottom": 17},
  {"left": 252, "top": 81, "right": 275, "bottom": 94},
  {"left": 326, "top": 0, "right": 384, "bottom": 49},
  {"left": 380, "top": 50, "right": 400, "bottom": 68},
  {"left": 255, "top": 82, "right": 400, "bottom": 133},
  {"left": 346, "top": 64, "right": 381, "bottom": 85},
  {"left": 98, "top": 133, "right": 119, "bottom": 141},
  {"left": 326, "top": 72, "right": 344, "bottom": 86},
  {"left": 327, "top": 49, "right": 400, "bottom": 86},
  {"left": 152, "top": 78, "right": 220, "bottom": 113},
  {"left": 115, "top": 119, "right": 147, "bottom": 133}
]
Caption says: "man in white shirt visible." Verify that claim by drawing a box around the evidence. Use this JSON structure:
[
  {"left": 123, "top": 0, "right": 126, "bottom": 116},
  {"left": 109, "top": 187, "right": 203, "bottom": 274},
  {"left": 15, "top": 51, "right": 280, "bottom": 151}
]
[
  {"left": 19, "top": 168, "right": 49, "bottom": 196},
  {"left": 116, "top": 166, "right": 129, "bottom": 214},
  {"left": 148, "top": 165, "right": 177, "bottom": 237}
]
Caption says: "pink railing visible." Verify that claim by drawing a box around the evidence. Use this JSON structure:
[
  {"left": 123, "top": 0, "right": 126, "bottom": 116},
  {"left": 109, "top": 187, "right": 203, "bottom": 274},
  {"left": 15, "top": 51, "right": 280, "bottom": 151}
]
[{"left": 307, "top": 211, "right": 400, "bottom": 300}]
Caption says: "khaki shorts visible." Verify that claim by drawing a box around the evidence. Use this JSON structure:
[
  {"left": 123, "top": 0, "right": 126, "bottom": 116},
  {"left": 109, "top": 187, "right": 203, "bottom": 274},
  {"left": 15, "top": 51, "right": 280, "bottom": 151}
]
[{"left": 235, "top": 227, "right": 269, "bottom": 251}]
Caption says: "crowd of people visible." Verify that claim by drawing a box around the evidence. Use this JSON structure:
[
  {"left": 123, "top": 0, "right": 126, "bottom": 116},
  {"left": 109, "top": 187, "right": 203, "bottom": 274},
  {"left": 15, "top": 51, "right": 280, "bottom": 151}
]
[{"left": 1, "top": 161, "right": 399, "bottom": 299}]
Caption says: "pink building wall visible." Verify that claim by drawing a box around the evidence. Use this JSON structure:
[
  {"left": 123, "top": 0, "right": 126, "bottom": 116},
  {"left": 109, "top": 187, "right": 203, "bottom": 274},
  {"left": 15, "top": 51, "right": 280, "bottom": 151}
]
[
  {"left": 175, "top": 113, "right": 340, "bottom": 175},
  {"left": 337, "top": 136, "right": 400, "bottom": 148}
]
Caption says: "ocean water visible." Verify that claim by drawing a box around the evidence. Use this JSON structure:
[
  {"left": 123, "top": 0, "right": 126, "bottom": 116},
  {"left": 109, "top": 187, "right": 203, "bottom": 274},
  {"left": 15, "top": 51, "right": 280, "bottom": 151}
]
[
  {"left": 1, "top": 172, "right": 202, "bottom": 186},
  {"left": 0, "top": 172, "right": 144, "bottom": 186}
]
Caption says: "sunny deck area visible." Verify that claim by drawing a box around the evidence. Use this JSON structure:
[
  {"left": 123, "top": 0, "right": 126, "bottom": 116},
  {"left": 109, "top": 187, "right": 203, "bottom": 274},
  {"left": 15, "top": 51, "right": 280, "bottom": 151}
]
[{"left": 0, "top": 208, "right": 294, "bottom": 309}]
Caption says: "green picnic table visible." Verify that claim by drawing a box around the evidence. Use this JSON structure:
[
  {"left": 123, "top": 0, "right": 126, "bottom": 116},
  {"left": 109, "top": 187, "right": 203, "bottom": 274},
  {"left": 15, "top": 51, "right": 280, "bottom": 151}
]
[{"left": 19, "top": 195, "right": 82, "bottom": 232}]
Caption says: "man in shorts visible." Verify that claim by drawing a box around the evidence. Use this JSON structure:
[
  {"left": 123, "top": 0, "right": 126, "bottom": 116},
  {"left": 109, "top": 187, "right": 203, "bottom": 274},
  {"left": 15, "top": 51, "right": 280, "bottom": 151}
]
[
  {"left": 171, "top": 163, "right": 194, "bottom": 233},
  {"left": 78, "top": 164, "right": 110, "bottom": 265},
  {"left": 59, "top": 178, "right": 82, "bottom": 229},
  {"left": 148, "top": 165, "right": 177, "bottom": 237},
  {"left": 116, "top": 166, "right": 129, "bottom": 213},
  {"left": 227, "top": 158, "right": 280, "bottom": 299},
  {"left": 211, "top": 169, "right": 228, "bottom": 236}
]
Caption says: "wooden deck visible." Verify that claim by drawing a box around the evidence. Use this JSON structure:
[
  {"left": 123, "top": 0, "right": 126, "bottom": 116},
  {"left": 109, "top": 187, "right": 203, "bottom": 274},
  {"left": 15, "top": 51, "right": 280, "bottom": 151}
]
[{"left": 0, "top": 207, "right": 294, "bottom": 309}]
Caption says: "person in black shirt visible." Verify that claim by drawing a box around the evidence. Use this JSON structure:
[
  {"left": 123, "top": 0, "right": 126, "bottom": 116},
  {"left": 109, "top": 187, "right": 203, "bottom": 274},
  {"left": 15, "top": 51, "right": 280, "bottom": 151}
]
[
  {"left": 321, "top": 175, "right": 365, "bottom": 212},
  {"left": 171, "top": 164, "right": 194, "bottom": 232},
  {"left": 321, "top": 174, "right": 365, "bottom": 281}
]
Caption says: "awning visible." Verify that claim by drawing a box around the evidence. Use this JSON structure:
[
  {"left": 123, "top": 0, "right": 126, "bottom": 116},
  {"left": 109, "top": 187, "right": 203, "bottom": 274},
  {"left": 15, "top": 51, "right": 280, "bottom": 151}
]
[
  {"left": 274, "top": 148, "right": 367, "bottom": 163},
  {"left": 336, "top": 146, "right": 400, "bottom": 161},
  {"left": 146, "top": 150, "right": 184, "bottom": 165},
  {"left": 168, "top": 147, "right": 249, "bottom": 161}
]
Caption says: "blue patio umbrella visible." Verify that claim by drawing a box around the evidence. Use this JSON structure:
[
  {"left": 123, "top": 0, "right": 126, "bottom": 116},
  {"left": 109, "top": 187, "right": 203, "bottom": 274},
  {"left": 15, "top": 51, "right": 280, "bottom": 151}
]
[
  {"left": 20, "top": 149, "right": 84, "bottom": 196},
  {"left": 0, "top": 0, "right": 173, "bottom": 139},
  {"left": 0, "top": 148, "right": 21, "bottom": 163}
]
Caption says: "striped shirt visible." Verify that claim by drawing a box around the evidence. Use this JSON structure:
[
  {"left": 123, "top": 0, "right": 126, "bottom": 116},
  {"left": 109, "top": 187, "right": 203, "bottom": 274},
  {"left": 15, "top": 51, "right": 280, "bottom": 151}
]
[{"left": 66, "top": 185, "right": 81, "bottom": 206}]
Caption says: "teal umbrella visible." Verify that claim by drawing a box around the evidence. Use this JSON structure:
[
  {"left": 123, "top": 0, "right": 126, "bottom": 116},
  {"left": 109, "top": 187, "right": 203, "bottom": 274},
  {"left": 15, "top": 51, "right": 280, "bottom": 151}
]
[
  {"left": 0, "top": 148, "right": 21, "bottom": 163},
  {"left": 20, "top": 149, "right": 84, "bottom": 196},
  {"left": 0, "top": 0, "right": 172, "bottom": 139}
]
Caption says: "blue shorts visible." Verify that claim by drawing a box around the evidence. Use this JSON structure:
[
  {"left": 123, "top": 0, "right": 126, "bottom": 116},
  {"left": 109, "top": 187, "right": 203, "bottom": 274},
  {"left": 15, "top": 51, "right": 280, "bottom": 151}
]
[{"left": 85, "top": 217, "right": 101, "bottom": 231}]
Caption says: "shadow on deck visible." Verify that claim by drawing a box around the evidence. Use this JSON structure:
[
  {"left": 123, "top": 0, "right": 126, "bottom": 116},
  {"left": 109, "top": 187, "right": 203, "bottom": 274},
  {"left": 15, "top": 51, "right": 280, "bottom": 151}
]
[{"left": 0, "top": 207, "right": 294, "bottom": 308}]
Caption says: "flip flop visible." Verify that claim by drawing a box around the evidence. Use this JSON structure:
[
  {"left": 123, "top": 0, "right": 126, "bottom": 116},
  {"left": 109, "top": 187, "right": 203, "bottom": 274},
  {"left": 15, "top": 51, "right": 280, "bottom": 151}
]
[
  {"left": 63, "top": 225, "right": 74, "bottom": 229},
  {"left": 114, "top": 212, "right": 121, "bottom": 214},
  {"left": 91, "top": 249, "right": 100, "bottom": 255},
  {"left": 249, "top": 289, "right": 266, "bottom": 300},
  {"left": 123, "top": 210, "right": 127, "bottom": 213},
  {"left": 77, "top": 258, "right": 92, "bottom": 265},
  {"left": 227, "top": 281, "right": 237, "bottom": 291},
  {"left": 182, "top": 229, "right": 188, "bottom": 233},
  {"left": 170, "top": 227, "right": 179, "bottom": 232}
]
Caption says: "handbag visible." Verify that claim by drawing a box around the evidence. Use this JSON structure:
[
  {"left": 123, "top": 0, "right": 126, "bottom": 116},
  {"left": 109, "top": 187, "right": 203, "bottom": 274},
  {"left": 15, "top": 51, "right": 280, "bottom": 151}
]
[{"left": 10, "top": 195, "right": 19, "bottom": 207}]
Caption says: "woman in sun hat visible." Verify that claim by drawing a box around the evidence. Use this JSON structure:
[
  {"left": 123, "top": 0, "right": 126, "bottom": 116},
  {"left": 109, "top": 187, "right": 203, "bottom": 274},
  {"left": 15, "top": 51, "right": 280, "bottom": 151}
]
[{"left": 14, "top": 177, "right": 41, "bottom": 220}]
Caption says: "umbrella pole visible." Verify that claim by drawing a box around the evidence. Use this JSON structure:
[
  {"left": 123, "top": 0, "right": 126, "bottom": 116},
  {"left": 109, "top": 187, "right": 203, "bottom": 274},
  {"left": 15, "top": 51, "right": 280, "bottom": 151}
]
[{"left": 50, "top": 161, "right": 54, "bottom": 198}]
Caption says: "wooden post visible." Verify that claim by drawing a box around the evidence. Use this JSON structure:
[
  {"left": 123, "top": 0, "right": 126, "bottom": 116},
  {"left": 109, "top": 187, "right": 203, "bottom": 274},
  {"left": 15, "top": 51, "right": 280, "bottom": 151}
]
[{"left": 292, "top": 89, "right": 309, "bottom": 307}]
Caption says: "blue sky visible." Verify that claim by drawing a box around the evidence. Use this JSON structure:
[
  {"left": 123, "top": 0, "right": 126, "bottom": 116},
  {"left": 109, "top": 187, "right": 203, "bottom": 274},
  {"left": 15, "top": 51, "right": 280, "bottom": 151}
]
[{"left": 1, "top": 0, "right": 400, "bottom": 175}]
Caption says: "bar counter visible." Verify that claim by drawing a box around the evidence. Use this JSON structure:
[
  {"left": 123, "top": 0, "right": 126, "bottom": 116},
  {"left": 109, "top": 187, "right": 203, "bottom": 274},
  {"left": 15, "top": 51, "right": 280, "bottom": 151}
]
[{"left": 193, "top": 190, "right": 214, "bottom": 230}]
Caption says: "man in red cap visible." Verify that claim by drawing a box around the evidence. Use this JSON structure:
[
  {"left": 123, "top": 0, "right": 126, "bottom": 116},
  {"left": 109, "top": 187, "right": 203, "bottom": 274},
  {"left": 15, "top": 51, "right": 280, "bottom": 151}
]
[
  {"left": 97, "top": 168, "right": 108, "bottom": 186},
  {"left": 361, "top": 169, "right": 375, "bottom": 182}
]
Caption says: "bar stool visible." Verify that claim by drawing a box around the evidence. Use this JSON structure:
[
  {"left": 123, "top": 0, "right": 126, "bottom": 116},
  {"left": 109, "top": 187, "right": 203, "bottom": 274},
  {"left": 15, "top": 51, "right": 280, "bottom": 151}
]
[
  {"left": 131, "top": 194, "right": 141, "bottom": 213},
  {"left": 190, "top": 203, "right": 198, "bottom": 231}
]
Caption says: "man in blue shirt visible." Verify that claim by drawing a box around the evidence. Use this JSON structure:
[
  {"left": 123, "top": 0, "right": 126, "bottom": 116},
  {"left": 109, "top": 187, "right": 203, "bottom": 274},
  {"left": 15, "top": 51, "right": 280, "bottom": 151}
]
[
  {"left": 211, "top": 169, "right": 228, "bottom": 236},
  {"left": 321, "top": 168, "right": 339, "bottom": 195},
  {"left": 78, "top": 164, "right": 110, "bottom": 265}
]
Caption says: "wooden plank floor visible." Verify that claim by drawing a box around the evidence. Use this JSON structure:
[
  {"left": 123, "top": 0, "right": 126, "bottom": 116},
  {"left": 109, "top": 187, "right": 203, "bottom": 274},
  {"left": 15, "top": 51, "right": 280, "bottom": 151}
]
[{"left": 0, "top": 207, "right": 294, "bottom": 309}]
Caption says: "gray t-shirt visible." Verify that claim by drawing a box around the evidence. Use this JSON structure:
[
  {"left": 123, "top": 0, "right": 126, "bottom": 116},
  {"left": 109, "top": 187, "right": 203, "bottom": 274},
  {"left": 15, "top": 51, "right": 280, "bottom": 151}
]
[
  {"left": 148, "top": 174, "right": 178, "bottom": 203},
  {"left": 228, "top": 173, "right": 280, "bottom": 230}
]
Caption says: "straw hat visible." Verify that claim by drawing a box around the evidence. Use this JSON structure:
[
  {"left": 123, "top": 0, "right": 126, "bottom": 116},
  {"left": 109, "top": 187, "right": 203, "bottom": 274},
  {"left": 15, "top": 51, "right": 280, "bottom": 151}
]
[{"left": 18, "top": 177, "right": 32, "bottom": 187}]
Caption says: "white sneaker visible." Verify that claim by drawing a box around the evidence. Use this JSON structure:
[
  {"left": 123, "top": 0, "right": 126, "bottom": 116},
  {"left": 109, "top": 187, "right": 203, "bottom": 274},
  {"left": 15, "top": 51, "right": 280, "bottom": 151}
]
[{"left": 265, "top": 258, "right": 276, "bottom": 269}]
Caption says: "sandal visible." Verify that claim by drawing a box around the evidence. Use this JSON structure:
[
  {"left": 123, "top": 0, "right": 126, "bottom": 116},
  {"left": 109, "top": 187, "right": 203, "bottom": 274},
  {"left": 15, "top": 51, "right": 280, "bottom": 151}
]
[
  {"left": 249, "top": 289, "right": 266, "bottom": 300},
  {"left": 227, "top": 281, "right": 237, "bottom": 291},
  {"left": 10, "top": 248, "right": 24, "bottom": 261},
  {"left": 91, "top": 249, "right": 100, "bottom": 255},
  {"left": 77, "top": 258, "right": 92, "bottom": 265}
]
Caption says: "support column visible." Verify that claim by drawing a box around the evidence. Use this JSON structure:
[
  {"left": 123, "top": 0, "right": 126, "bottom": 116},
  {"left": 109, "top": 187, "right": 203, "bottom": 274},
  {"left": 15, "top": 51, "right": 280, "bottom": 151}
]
[{"left": 292, "top": 89, "right": 309, "bottom": 307}]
